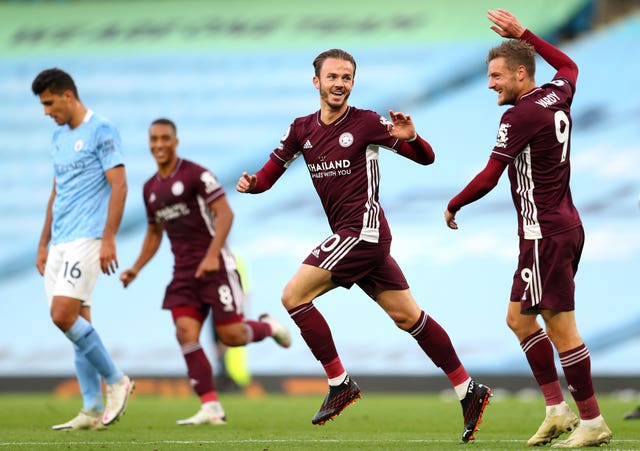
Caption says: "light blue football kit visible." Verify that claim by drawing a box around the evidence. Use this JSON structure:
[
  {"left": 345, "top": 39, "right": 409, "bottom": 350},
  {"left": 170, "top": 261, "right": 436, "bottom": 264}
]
[
  {"left": 50, "top": 110, "right": 124, "bottom": 244},
  {"left": 47, "top": 110, "right": 125, "bottom": 412}
]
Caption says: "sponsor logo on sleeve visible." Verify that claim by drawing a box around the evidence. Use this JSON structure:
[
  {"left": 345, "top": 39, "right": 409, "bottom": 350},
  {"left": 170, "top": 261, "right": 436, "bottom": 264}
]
[
  {"left": 495, "top": 123, "right": 511, "bottom": 148},
  {"left": 278, "top": 126, "right": 291, "bottom": 150},
  {"left": 200, "top": 171, "right": 221, "bottom": 194},
  {"left": 378, "top": 115, "right": 393, "bottom": 127}
]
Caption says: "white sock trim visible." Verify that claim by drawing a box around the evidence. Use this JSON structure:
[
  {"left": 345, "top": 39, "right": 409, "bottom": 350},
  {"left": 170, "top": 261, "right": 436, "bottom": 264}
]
[
  {"left": 454, "top": 377, "right": 472, "bottom": 401},
  {"left": 328, "top": 372, "right": 347, "bottom": 387}
]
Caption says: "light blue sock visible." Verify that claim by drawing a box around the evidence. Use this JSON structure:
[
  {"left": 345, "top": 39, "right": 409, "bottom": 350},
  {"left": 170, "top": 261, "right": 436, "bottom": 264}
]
[
  {"left": 65, "top": 317, "right": 123, "bottom": 385},
  {"left": 74, "top": 345, "right": 104, "bottom": 412}
]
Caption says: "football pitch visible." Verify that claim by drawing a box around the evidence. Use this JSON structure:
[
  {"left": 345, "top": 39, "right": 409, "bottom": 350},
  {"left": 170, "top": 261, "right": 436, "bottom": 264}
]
[{"left": 1, "top": 392, "right": 638, "bottom": 450}]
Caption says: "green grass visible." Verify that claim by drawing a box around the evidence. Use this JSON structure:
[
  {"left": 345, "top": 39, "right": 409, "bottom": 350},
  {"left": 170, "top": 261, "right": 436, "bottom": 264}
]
[{"left": 0, "top": 392, "right": 638, "bottom": 450}]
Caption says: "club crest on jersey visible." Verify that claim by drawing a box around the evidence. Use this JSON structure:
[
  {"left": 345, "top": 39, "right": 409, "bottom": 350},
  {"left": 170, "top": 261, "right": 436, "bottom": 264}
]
[
  {"left": 74, "top": 139, "right": 84, "bottom": 152},
  {"left": 149, "top": 193, "right": 156, "bottom": 203},
  {"left": 339, "top": 132, "right": 353, "bottom": 148},
  {"left": 171, "top": 181, "right": 184, "bottom": 196}
]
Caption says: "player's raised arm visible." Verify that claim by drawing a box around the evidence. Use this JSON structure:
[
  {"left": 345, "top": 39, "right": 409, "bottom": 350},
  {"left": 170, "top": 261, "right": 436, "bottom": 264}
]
[
  {"left": 488, "top": 8, "right": 525, "bottom": 38},
  {"left": 387, "top": 110, "right": 417, "bottom": 141},
  {"left": 388, "top": 109, "right": 435, "bottom": 165},
  {"left": 489, "top": 8, "right": 578, "bottom": 85}
]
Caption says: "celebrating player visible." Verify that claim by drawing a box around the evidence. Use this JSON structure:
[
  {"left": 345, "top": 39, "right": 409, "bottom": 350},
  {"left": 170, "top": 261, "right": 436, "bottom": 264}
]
[
  {"left": 445, "top": 9, "right": 612, "bottom": 448},
  {"left": 119, "top": 118, "right": 290, "bottom": 425},
  {"left": 237, "top": 48, "right": 491, "bottom": 442},
  {"left": 32, "top": 68, "right": 134, "bottom": 430}
]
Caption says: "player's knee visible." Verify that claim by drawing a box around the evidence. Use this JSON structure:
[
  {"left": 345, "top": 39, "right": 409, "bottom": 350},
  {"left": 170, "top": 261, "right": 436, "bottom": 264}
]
[
  {"left": 544, "top": 324, "right": 579, "bottom": 350},
  {"left": 505, "top": 312, "right": 524, "bottom": 335},
  {"left": 174, "top": 324, "right": 198, "bottom": 345},
  {"left": 50, "top": 310, "right": 74, "bottom": 332},
  {"left": 216, "top": 329, "right": 247, "bottom": 347},
  {"left": 281, "top": 285, "right": 302, "bottom": 310},
  {"left": 391, "top": 311, "right": 416, "bottom": 331}
]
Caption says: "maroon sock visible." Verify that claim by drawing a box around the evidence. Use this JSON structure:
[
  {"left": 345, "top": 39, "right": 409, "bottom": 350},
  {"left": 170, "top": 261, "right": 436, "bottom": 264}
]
[
  {"left": 323, "top": 356, "right": 346, "bottom": 380},
  {"left": 409, "top": 311, "right": 463, "bottom": 376},
  {"left": 559, "top": 343, "right": 600, "bottom": 419},
  {"left": 288, "top": 303, "right": 339, "bottom": 366},
  {"left": 182, "top": 342, "right": 216, "bottom": 398},
  {"left": 244, "top": 320, "right": 272, "bottom": 342},
  {"left": 521, "top": 329, "right": 564, "bottom": 406}
]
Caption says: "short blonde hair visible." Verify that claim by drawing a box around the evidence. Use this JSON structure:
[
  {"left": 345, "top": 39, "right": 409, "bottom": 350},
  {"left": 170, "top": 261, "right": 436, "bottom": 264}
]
[{"left": 487, "top": 39, "right": 536, "bottom": 78}]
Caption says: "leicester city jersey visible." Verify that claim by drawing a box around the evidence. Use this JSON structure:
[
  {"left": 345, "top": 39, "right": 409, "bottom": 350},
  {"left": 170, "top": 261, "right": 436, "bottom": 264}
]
[{"left": 50, "top": 110, "right": 124, "bottom": 244}]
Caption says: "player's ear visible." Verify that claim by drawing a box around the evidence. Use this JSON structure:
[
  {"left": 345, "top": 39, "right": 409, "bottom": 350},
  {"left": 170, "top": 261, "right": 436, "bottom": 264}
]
[
  {"left": 517, "top": 65, "right": 527, "bottom": 81},
  {"left": 312, "top": 76, "right": 320, "bottom": 90},
  {"left": 63, "top": 89, "right": 75, "bottom": 102}
]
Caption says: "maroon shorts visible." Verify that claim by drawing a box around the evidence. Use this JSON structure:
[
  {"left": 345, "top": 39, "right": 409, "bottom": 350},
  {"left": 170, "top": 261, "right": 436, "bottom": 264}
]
[
  {"left": 163, "top": 267, "right": 244, "bottom": 326},
  {"left": 510, "top": 226, "right": 584, "bottom": 314},
  {"left": 303, "top": 230, "right": 409, "bottom": 299}
]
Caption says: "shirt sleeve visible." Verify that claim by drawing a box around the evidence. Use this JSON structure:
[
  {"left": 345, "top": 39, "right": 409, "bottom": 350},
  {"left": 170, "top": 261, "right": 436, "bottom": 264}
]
[
  {"left": 143, "top": 183, "right": 156, "bottom": 224},
  {"left": 521, "top": 29, "right": 578, "bottom": 88},
  {"left": 252, "top": 158, "right": 286, "bottom": 193},
  {"left": 196, "top": 167, "right": 225, "bottom": 205},
  {"left": 490, "top": 108, "right": 536, "bottom": 163},
  {"left": 447, "top": 158, "right": 508, "bottom": 212},
  {"left": 95, "top": 123, "right": 125, "bottom": 171},
  {"left": 394, "top": 135, "right": 435, "bottom": 165},
  {"left": 271, "top": 122, "right": 303, "bottom": 168}
]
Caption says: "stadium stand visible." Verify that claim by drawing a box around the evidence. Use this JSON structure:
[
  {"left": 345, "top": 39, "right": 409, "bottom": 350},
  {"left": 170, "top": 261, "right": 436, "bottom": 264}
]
[{"left": 0, "top": 0, "right": 637, "bottom": 379}]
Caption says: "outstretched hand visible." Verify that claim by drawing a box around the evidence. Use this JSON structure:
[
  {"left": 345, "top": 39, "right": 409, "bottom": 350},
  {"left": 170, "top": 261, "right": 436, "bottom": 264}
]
[
  {"left": 387, "top": 109, "right": 418, "bottom": 142},
  {"left": 444, "top": 209, "right": 459, "bottom": 230},
  {"left": 488, "top": 8, "right": 525, "bottom": 39},
  {"left": 236, "top": 172, "right": 257, "bottom": 193}
]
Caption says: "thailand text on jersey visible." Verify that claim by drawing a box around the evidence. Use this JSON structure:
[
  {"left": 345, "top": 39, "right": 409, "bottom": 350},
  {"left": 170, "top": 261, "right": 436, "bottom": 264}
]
[
  {"left": 143, "top": 158, "right": 236, "bottom": 272},
  {"left": 270, "top": 106, "right": 403, "bottom": 244},
  {"left": 50, "top": 110, "right": 124, "bottom": 244},
  {"left": 490, "top": 77, "right": 581, "bottom": 239}
]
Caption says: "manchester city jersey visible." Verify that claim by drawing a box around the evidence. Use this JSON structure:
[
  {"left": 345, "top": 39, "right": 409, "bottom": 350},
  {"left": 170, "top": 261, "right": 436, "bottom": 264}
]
[{"left": 50, "top": 110, "right": 124, "bottom": 244}]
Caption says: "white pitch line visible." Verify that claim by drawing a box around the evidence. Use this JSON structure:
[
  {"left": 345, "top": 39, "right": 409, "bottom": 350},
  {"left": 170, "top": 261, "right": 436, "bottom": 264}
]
[{"left": 1, "top": 438, "right": 638, "bottom": 446}]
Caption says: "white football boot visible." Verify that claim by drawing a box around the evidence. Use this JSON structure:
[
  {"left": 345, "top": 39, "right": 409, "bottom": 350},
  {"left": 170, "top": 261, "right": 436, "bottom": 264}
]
[
  {"left": 102, "top": 374, "right": 134, "bottom": 425},
  {"left": 527, "top": 401, "right": 579, "bottom": 446},
  {"left": 52, "top": 409, "right": 106, "bottom": 431},
  {"left": 551, "top": 416, "right": 612, "bottom": 448},
  {"left": 177, "top": 401, "right": 227, "bottom": 425},
  {"left": 259, "top": 314, "right": 291, "bottom": 348}
]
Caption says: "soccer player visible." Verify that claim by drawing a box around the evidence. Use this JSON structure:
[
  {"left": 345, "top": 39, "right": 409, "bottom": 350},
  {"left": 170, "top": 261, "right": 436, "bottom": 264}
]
[
  {"left": 119, "top": 118, "right": 291, "bottom": 425},
  {"left": 32, "top": 68, "right": 134, "bottom": 430},
  {"left": 210, "top": 254, "right": 253, "bottom": 392},
  {"left": 237, "top": 49, "right": 491, "bottom": 442},
  {"left": 445, "top": 9, "right": 612, "bottom": 448}
]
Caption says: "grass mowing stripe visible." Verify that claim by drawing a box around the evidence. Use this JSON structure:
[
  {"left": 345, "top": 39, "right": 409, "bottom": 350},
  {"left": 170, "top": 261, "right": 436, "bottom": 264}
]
[{"left": 0, "top": 393, "right": 637, "bottom": 450}]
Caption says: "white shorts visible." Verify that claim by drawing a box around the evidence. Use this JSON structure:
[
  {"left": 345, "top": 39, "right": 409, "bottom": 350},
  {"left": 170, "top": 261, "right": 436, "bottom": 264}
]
[{"left": 44, "top": 238, "right": 101, "bottom": 307}]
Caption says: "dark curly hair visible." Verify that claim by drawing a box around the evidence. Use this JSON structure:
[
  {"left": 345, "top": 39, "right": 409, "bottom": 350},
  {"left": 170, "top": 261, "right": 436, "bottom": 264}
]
[{"left": 31, "top": 68, "right": 79, "bottom": 99}]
